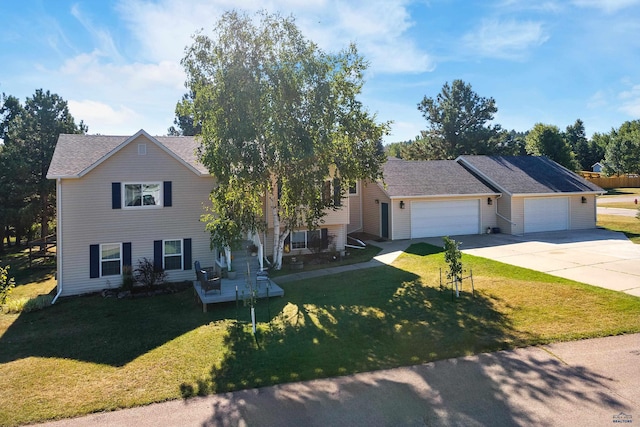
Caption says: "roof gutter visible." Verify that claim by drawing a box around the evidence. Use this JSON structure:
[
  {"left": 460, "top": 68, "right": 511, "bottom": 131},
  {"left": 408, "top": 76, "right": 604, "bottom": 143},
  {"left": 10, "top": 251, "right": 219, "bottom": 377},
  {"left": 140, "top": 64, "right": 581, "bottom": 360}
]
[
  {"left": 51, "top": 178, "right": 63, "bottom": 304},
  {"left": 388, "top": 192, "right": 500, "bottom": 200}
]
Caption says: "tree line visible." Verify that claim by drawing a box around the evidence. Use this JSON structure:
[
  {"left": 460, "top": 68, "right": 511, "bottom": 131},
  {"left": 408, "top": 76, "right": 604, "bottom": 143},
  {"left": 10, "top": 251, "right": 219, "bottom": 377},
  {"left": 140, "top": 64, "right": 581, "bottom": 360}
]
[
  {"left": 384, "top": 79, "right": 640, "bottom": 175},
  {"left": 0, "top": 90, "right": 86, "bottom": 252}
]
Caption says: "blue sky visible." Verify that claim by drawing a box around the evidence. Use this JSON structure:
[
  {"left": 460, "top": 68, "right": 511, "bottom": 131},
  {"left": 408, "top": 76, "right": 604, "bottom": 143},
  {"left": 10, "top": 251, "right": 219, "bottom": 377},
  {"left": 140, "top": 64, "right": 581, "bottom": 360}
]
[{"left": 1, "top": 0, "right": 639, "bottom": 143}]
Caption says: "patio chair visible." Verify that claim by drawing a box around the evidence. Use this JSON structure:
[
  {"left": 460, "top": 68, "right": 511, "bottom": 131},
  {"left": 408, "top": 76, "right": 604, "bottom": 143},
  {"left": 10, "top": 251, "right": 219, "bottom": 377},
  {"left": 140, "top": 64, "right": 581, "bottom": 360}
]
[{"left": 194, "top": 261, "right": 221, "bottom": 295}]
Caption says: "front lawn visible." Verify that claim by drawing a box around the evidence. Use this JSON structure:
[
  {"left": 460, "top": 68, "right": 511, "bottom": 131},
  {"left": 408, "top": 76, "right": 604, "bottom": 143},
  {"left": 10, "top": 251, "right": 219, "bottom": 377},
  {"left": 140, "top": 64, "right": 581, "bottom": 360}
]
[
  {"left": 598, "top": 214, "right": 640, "bottom": 244},
  {"left": 2, "top": 244, "right": 640, "bottom": 426}
]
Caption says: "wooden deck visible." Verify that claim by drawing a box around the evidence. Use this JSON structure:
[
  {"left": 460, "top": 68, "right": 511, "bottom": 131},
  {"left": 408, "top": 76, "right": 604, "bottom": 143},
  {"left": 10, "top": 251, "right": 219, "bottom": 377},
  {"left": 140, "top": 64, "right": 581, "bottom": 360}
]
[{"left": 193, "top": 277, "right": 284, "bottom": 312}]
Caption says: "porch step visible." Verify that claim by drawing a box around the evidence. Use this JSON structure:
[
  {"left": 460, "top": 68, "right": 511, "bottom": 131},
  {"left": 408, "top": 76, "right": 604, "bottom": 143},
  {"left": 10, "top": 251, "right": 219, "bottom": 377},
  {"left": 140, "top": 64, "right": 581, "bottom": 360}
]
[{"left": 231, "top": 240, "right": 263, "bottom": 282}]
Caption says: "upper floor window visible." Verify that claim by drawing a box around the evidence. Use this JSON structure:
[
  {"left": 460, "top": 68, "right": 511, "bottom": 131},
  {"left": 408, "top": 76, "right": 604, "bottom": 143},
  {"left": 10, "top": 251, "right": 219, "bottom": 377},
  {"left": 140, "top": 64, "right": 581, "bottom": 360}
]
[
  {"left": 349, "top": 183, "right": 358, "bottom": 195},
  {"left": 124, "top": 183, "right": 161, "bottom": 208}
]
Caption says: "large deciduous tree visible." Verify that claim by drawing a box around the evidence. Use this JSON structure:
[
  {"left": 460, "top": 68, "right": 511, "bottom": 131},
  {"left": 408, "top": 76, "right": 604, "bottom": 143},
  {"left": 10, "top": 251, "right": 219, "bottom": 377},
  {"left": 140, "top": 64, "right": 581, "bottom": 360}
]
[
  {"left": 0, "top": 90, "right": 86, "bottom": 248},
  {"left": 525, "top": 123, "right": 579, "bottom": 171},
  {"left": 167, "top": 91, "right": 201, "bottom": 136},
  {"left": 182, "top": 11, "right": 389, "bottom": 269},
  {"left": 408, "top": 80, "right": 500, "bottom": 160},
  {"left": 602, "top": 120, "right": 640, "bottom": 176}
]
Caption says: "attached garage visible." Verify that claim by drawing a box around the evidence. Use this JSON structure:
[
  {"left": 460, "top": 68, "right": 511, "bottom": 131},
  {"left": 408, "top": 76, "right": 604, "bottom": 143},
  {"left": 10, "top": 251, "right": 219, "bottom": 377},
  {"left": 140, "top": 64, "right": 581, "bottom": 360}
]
[
  {"left": 411, "top": 199, "right": 480, "bottom": 238},
  {"left": 524, "top": 197, "right": 569, "bottom": 233}
]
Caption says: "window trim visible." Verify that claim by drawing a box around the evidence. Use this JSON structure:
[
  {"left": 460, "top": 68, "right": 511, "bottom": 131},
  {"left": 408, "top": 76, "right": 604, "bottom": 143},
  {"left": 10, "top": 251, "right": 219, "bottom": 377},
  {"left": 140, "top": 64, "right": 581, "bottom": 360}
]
[
  {"left": 349, "top": 182, "right": 358, "bottom": 195},
  {"left": 290, "top": 229, "right": 325, "bottom": 250},
  {"left": 291, "top": 231, "right": 308, "bottom": 249},
  {"left": 122, "top": 182, "right": 163, "bottom": 209},
  {"left": 100, "top": 243, "right": 122, "bottom": 277},
  {"left": 163, "top": 239, "right": 183, "bottom": 271}
]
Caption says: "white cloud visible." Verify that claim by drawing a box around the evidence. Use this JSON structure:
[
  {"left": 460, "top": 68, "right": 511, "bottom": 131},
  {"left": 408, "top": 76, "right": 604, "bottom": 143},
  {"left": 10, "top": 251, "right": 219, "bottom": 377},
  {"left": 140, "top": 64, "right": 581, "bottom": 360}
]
[
  {"left": 70, "top": 4, "right": 123, "bottom": 62},
  {"left": 68, "top": 100, "right": 140, "bottom": 131},
  {"left": 462, "top": 19, "right": 549, "bottom": 60},
  {"left": 618, "top": 84, "right": 640, "bottom": 116},
  {"left": 587, "top": 90, "right": 609, "bottom": 109},
  {"left": 115, "top": 0, "right": 435, "bottom": 73},
  {"left": 572, "top": 0, "right": 640, "bottom": 13}
]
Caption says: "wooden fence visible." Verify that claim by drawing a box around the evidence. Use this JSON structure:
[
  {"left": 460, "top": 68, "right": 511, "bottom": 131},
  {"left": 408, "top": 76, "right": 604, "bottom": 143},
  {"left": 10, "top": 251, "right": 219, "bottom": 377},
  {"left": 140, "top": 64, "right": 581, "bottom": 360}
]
[{"left": 583, "top": 175, "right": 640, "bottom": 188}]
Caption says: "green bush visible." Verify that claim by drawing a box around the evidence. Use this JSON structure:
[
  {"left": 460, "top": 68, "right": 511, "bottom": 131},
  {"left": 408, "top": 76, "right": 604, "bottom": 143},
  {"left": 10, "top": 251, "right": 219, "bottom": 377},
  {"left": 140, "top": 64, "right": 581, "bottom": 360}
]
[
  {"left": 121, "top": 265, "right": 135, "bottom": 291},
  {"left": 0, "top": 265, "right": 16, "bottom": 308},
  {"left": 3, "top": 294, "right": 53, "bottom": 313}
]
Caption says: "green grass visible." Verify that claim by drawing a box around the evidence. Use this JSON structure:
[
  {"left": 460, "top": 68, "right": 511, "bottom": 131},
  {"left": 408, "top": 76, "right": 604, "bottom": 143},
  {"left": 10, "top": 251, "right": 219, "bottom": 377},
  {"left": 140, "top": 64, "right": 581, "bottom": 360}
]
[
  {"left": 600, "top": 187, "right": 640, "bottom": 196},
  {"left": 598, "top": 201, "right": 640, "bottom": 210},
  {"left": 598, "top": 214, "right": 640, "bottom": 244},
  {"left": 2, "top": 243, "right": 640, "bottom": 426}
]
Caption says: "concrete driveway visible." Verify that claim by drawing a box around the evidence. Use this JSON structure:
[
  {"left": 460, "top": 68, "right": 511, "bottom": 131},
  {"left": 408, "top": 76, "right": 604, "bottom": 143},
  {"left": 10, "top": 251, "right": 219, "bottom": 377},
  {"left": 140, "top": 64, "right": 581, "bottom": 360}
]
[{"left": 436, "top": 229, "right": 640, "bottom": 297}]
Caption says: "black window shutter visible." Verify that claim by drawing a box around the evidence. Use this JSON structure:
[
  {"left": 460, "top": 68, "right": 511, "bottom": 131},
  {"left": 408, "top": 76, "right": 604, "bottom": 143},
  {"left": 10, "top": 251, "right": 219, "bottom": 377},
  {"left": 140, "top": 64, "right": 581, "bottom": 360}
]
[
  {"left": 333, "top": 178, "right": 341, "bottom": 206},
  {"left": 163, "top": 181, "right": 172, "bottom": 207},
  {"left": 183, "top": 238, "right": 192, "bottom": 270},
  {"left": 321, "top": 228, "right": 329, "bottom": 249},
  {"left": 153, "top": 240, "right": 163, "bottom": 270},
  {"left": 112, "top": 183, "right": 121, "bottom": 209},
  {"left": 90, "top": 244, "right": 100, "bottom": 278},
  {"left": 123, "top": 242, "right": 132, "bottom": 268}
]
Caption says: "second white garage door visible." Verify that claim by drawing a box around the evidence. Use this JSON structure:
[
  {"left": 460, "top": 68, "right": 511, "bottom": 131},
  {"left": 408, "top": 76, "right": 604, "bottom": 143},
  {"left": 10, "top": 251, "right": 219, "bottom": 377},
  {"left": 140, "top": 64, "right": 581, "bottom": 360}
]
[
  {"left": 411, "top": 200, "right": 480, "bottom": 238},
  {"left": 524, "top": 197, "right": 569, "bottom": 233}
]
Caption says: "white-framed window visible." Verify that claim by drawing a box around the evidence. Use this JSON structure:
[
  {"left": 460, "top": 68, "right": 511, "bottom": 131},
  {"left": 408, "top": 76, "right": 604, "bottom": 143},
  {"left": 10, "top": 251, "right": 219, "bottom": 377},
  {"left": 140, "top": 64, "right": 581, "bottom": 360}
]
[
  {"left": 349, "top": 183, "right": 358, "bottom": 195},
  {"left": 101, "top": 243, "right": 122, "bottom": 276},
  {"left": 290, "top": 230, "right": 322, "bottom": 250},
  {"left": 124, "top": 182, "right": 161, "bottom": 208},
  {"left": 291, "top": 231, "right": 307, "bottom": 249},
  {"left": 163, "top": 239, "right": 183, "bottom": 270}
]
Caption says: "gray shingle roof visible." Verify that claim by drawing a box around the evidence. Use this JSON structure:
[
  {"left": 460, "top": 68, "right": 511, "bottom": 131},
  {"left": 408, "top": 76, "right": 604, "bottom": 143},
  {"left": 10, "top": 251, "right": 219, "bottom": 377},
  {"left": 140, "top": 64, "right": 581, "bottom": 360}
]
[
  {"left": 47, "top": 131, "right": 207, "bottom": 178},
  {"left": 381, "top": 158, "right": 499, "bottom": 197},
  {"left": 458, "top": 155, "right": 603, "bottom": 194}
]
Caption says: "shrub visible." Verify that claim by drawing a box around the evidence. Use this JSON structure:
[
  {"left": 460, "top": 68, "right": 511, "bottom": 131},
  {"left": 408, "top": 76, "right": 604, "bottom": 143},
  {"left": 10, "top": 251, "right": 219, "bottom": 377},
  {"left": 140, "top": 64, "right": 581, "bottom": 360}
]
[
  {"left": 3, "top": 294, "right": 53, "bottom": 313},
  {"left": 134, "top": 258, "right": 167, "bottom": 287},
  {"left": 0, "top": 265, "right": 16, "bottom": 308},
  {"left": 121, "top": 265, "right": 135, "bottom": 291},
  {"left": 443, "top": 236, "right": 463, "bottom": 285}
]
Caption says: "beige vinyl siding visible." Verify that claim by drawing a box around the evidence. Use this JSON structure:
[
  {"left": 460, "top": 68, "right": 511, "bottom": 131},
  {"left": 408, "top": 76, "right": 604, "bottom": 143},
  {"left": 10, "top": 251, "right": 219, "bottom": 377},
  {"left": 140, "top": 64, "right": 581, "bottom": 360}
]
[
  {"left": 361, "top": 181, "right": 389, "bottom": 238},
  {"left": 510, "top": 197, "right": 525, "bottom": 235},
  {"left": 392, "top": 199, "right": 410, "bottom": 240},
  {"left": 495, "top": 195, "right": 514, "bottom": 234},
  {"left": 481, "top": 196, "right": 499, "bottom": 232},
  {"left": 264, "top": 189, "right": 349, "bottom": 228},
  {"left": 570, "top": 194, "right": 597, "bottom": 229},
  {"left": 347, "top": 183, "right": 362, "bottom": 234},
  {"left": 58, "top": 135, "right": 215, "bottom": 296}
]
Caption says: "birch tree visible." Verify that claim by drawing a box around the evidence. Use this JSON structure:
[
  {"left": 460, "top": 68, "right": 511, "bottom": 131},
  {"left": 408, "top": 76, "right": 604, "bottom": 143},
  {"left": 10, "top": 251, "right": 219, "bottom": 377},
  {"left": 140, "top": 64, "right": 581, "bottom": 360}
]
[{"left": 182, "top": 10, "right": 388, "bottom": 269}]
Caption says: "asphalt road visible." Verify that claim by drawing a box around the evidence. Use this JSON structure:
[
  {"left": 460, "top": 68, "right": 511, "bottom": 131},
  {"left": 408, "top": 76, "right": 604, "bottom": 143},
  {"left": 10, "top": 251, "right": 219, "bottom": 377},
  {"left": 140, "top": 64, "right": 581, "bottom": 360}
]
[{"left": 34, "top": 333, "right": 639, "bottom": 427}]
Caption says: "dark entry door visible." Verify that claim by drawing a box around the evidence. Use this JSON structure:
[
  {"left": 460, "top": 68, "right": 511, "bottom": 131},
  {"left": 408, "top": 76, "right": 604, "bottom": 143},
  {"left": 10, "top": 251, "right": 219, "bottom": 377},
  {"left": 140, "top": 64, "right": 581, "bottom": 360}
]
[{"left": 381, "top": 202, "right": 389, "bottom": 239}]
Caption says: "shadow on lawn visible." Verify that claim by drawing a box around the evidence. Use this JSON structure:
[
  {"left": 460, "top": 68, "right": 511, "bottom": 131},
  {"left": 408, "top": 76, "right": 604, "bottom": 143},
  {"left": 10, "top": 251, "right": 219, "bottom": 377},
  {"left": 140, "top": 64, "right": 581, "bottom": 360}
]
[
  {"left": 0, "top": 289, "right": 245, "bottom": 367},
  {"left": 195, "top": 341, "right": 628, "bottom": 427},
  {"left": 180, "top": 244, "right": 531, "bottom": 398}
]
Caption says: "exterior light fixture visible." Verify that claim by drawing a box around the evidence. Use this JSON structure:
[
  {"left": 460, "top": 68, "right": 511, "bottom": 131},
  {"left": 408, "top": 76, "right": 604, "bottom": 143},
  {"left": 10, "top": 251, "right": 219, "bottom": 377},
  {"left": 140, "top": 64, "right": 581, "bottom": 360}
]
[
  {"left": 375, "top": 199, "right": 379, "bottom": 204},
  {"left": 400, "top": 200, "right": 405, "bottom": 209},
  {"left": 487, "top": 197, "right": 493, "bottom": 205},
  {"left": 581, "top": 196, "right": 587, "bottom": 204}
]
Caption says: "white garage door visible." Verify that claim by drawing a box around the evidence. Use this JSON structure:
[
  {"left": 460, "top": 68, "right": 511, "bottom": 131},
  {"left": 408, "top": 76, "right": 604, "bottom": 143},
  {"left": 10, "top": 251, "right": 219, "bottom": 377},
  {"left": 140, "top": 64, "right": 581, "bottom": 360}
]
[
  {"left": 411, "top": 200, "right": 479, "bottom": 238},
  {"left": 524, "top": 197, "right": 569, "bottom": 233}
]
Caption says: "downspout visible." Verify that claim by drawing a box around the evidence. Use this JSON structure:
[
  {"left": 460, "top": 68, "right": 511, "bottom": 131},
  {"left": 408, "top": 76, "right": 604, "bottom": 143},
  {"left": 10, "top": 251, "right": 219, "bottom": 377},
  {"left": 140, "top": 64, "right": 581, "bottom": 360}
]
[{"left": 51, "top": 178, "right": 63, "bottom": 304}]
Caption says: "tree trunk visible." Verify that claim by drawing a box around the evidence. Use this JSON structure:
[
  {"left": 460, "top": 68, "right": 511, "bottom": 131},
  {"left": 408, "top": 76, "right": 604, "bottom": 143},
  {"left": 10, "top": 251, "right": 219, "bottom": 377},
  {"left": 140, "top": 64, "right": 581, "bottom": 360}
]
[{"left": 270, "top": 198, "right": 288, "bottom": 270}]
